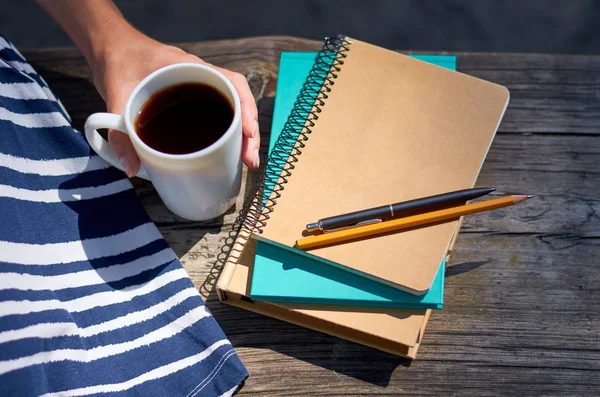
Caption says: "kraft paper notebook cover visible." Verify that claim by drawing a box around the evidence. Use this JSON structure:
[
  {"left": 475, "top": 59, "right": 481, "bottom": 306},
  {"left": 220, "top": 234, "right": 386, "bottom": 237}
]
[
  {"left": 251, "top": 36, "right": 509, "bottom": 294},
  {"left": 249, "top": 52, "right": 454, "bottom": 309}
]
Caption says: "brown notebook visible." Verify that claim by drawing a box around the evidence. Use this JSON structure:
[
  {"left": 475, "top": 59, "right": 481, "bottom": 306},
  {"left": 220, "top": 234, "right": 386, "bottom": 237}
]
[
  {"left": 217, "top": 36, "right": 506, "bottom": 358},
  {"left": 252, "top": 37, "right": 509, "bottom": 294}
]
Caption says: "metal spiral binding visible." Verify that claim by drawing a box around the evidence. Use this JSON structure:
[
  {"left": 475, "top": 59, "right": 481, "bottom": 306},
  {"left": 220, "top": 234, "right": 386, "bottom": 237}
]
[
  {"left": 240, "top": 35, "right": 351, "bottom": 234},
  {"left": 201, "top": 36, "right": 351, "bottom": 299}
]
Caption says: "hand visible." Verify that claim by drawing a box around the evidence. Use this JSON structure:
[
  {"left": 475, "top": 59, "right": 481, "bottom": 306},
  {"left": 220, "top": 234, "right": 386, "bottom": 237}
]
[{"left": 91, "top": 29, "right": 260, "bottom": 177}]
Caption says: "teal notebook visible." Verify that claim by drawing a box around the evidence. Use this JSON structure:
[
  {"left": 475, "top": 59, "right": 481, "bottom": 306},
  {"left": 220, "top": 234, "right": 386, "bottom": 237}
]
[{"left": 250, "top": 52, "right": 456, "bottom": 309}]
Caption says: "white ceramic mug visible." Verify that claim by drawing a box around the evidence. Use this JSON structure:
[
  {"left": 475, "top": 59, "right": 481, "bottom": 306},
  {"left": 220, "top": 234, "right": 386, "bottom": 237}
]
[{"left": 84, "top": 63, "right": 242, "bottom": 221}]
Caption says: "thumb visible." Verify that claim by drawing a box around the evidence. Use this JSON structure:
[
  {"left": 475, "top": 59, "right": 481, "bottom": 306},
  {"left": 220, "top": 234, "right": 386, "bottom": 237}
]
[{"left": 106, "top": 97, "right": 141, "bottom": 178}]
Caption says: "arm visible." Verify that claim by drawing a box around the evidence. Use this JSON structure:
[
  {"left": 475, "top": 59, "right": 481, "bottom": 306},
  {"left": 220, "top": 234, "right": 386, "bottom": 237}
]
[{"left": 37, "top": 0, "right": 260, "bottom": 176}]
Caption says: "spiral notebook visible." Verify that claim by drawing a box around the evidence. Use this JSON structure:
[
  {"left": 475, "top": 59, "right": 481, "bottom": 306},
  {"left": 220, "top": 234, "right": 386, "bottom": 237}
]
[
  {"left": 250, "top": 37, "right": 509, "bottom": 294},
  {"left": 217, "top": 36, "right": 507, "bottom": 358},
  {"left": 249, "top": 52, "right": 455, "bottom": 309}
]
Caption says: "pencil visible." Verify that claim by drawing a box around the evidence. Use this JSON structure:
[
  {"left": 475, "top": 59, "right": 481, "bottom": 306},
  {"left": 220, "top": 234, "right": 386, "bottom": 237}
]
[
  {"left": 296, "top": 195, "right": 531, "bottom": 250},
  {"left": 306, "top": 187, "right": 495, "bottom": 232}
]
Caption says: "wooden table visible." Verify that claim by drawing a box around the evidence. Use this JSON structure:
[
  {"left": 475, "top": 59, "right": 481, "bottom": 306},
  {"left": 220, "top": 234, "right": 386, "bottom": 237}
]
[{"left": 24, "top": 36, "right": 600, "bottom": 396}]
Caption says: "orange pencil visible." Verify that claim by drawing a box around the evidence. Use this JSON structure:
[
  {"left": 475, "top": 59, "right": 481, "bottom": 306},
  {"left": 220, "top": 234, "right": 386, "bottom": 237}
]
[{"left": 296, "top": 195, "right": 531, "bottom": 250}]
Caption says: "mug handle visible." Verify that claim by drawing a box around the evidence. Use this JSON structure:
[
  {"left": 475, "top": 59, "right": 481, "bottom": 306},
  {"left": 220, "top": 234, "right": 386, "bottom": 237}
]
[{"left": 84, "top": 113, "right": 150, "bottom": 180}]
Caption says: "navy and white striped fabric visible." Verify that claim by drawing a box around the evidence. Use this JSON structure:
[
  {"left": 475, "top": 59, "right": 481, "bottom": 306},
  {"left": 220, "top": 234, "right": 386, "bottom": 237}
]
[{"left": 0, "top": 35, "right": 248, "bottom": 397}]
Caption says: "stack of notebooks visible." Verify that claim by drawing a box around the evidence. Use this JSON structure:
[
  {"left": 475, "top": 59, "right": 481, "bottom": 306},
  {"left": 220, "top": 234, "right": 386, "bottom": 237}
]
[{"left": 217, "top": 36, "right": 509, "bottom": 358}]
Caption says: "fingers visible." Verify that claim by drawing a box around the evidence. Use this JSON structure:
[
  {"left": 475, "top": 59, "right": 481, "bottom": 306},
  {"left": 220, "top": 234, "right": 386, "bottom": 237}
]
[
  {"left": 103, "top": 49, "right": 261, "bottom": 175},
  {"left": 108, "top": 129, "right": 140, "bottom": 178},
  {"left": 233, "top": 72, "right": 261, "bottom": 169},
  {"left": 211, "top": 66, "right": 261, "bottom": 169},
  {"left": 106, "top": 96, "right": 141, "bottom": 178}
]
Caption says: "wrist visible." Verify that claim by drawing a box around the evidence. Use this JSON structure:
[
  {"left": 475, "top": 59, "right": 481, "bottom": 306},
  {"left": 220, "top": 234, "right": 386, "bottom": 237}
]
[
  {"left": 86, "top": 20, "right": 140, "bottom": 72},
  {"left": 37, "top": 0, "right": 137, "bottom": 72}
]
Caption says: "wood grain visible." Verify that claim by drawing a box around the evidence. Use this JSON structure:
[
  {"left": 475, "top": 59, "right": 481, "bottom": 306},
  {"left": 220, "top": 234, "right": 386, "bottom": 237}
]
[{"left": 22, "top": 36, "right": 600, "bottom": 396}]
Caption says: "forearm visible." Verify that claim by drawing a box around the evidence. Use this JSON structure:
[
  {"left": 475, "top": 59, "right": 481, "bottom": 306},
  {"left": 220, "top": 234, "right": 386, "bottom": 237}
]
[
  {"left": 36, "top": 0, "right": 137, "bottom": 68},
  {"left": 37, "top": 0, "right": 260, "bottom": 173}
]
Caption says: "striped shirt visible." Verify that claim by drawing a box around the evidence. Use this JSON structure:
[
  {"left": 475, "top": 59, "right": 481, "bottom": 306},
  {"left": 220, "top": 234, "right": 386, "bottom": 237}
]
[{"left": 0, "top": 34, "right": 248, "bottom": 397}]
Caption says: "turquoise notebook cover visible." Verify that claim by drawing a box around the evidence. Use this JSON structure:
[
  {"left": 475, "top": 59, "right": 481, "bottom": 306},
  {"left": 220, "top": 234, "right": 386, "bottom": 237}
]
[{"left": 251, "top": 52, "right": 456, "bottom": 309}]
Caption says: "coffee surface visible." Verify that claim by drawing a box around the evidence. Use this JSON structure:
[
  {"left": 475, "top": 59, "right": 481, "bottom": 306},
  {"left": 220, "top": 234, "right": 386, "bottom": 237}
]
[{"left": 135, "top": 83, "right": 234, "bottom": 155}]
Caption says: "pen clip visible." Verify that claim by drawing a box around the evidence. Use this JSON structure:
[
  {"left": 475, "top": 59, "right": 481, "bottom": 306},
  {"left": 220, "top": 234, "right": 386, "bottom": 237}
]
[{"left": 323, "top": 218, "right": 383, "bottom": 233}]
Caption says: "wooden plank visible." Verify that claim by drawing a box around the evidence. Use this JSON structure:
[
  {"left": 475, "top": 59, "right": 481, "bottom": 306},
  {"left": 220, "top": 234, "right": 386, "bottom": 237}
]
[
  {"left": 22, "top": 36, "right": 600, "bottom": 136},
  {"left": 18, "top": 36, "right": 600, "bottom": 395}
]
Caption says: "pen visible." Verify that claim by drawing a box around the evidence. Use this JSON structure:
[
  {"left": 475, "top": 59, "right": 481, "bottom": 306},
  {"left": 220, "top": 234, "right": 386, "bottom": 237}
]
[
  {"left": 297, "top": 195, "right": 531, "bottom": 250},
  {"left": 306, "top": 187, "right": 495, "bottom": 232}
]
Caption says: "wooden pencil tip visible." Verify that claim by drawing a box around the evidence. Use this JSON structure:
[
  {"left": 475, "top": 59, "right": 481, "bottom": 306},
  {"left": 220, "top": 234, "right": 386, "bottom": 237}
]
[
  {"left": 526, "top": 195, "right": 533, "bottom": 199},
  {"left": 513, "top": 195, "right": 531, "bottom": 204}
]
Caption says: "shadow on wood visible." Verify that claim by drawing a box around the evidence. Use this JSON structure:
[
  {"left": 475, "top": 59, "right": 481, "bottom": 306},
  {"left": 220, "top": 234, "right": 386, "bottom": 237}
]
[{"left": 445, "top": 259, "right": 491, "bottom": 278}]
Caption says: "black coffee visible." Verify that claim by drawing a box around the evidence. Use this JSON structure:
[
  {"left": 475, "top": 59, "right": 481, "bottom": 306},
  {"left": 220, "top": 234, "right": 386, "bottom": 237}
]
[{"left": 135, "top": 82, "right": 234, "bottom": 155}]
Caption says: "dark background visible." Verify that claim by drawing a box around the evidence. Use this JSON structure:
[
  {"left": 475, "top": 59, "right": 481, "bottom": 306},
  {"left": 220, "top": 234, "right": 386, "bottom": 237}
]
[{"left": 3, "top": 0, "right": 600, "bottom": 53}]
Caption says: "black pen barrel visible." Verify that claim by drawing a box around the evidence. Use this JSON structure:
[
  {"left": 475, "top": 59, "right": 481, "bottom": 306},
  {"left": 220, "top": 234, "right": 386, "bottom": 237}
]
[
  {"left": 316, "top": 188, "right": 493, "bottom": 230},
  {"left": 319, "top": 204, "right": 392, "bottom": 230},
  {"left": 390, "top": 187, "right": 493, "bottom": 215}
]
